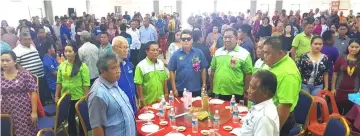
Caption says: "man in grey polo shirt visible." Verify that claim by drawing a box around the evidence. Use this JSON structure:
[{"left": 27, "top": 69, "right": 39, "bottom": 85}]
[
  {"left": 334, "top": 23, "right": 350, "bottom": 56},
  {"left": 78, "top": 31, "right": 99, "bottom": 85}
]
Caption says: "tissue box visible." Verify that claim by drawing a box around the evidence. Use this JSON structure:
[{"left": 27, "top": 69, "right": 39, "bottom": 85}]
[{"left": 349, "top": 93, "right": 360, "bottom": 106}]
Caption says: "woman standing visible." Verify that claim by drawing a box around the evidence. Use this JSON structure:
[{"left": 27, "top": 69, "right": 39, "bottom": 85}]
[
  {"left": 55, "top": 44, "right": 90, "bottom": 136},
  {"left": 166, "top": 31, "right": 182, "bottom": 64},
  {"left": 205, "top": 26, "right": 220, "bottom": 47},
  {"left": 320, "top": 17, "right": 329, "bottom": 36},
  {"left": 256, "top": 17, "right": 272, "bottom": 39},
  {"left": 1, "top": 51, "right": 38, "bottom": 136},
  {"left": 107, "top": 22, "right": 118, "bottom": 41},
  {"left": 332, "top": 40, "right": 360, "bottom": 115},
  {"left": 297, "top": 36, "right": 329, "bottom": 96},
  {"left": 281, "top": 25, "right": 295, "bottom": 51},
  {"left": 313, "top": 17, "right": 322, "bottom": 36}
]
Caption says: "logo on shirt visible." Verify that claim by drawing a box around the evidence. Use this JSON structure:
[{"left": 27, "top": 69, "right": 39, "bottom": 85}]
[
  {"left": 51, "top": 65, "right": 54, "bottom": 68},
  {"left": 179, "top": 56, "right": 183, "bottom": 60}
]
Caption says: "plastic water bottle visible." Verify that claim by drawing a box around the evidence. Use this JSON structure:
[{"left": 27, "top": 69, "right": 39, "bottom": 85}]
[
  {"left": 161, "top": 95, "right": 166, "bottom": 107},
  {"left": 230, "top": 95, "right": 236, "bottom": 111},
  {"left": 232, "top": 105, "right": 239, "bottom": 123},
  {"left": 159, "top": 99, "right": 165, "bottom": 121},
  {"left": 169, "top": 90, "right": 174, "bottom": 107},
  {"left": 183, "top": 88, "right": 188, "bottom": 109},
  {"left": 214, "top": 110, "right": 220, "bottom": 130},
  {"left": 192, "top": 113, "right": 198, "bottom": 133},
  {"left": 169, "top": 108, "right": 176, "bottom": 126}
]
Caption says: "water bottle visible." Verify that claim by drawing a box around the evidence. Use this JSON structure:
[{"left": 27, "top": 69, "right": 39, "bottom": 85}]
[
  {"left": 161, "top": 95, "right": 166, "bottom": 107},
  {"left": 214, "top": 110, "right": 220, "bottom": 130},
  {"left": 192, "top": 113, "right": 198, "bottom": 133},
  {"left": 183, "top": 88, "right": 188, "bottom": 109},
  {"left": 159, "top": 99, "right": 165, "bottom": 121},
  {"left": 169, "top": 90, "right": 174, "bottom": 107},
  {"left": 232, "top": 105, "right": 239, "bottom": 123},
  {"left": 169, "top": 108, "right": 176, "bottom": 126},
  {"left": 230, "top": 95, "right": 236, "bottom": 111}
]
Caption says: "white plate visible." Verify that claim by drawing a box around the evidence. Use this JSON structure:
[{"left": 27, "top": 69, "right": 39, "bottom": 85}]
[
  {"left": 165, "top": 133, "right": 185, "bottom": 136},
  {"left": 138, "top": 113, "right": 155, "bottom": 120},
  {"left": 152, "top": 102, "right": 170, "bottom": 109},
  {"left": 141, "top": 124, "right": 160, "bottom": 133},
  {"left": 237, "top": 106, "right": 249, "bottom": 113},
  {"left": 209, "top": 99, "right": 225, "bottom": 104}
]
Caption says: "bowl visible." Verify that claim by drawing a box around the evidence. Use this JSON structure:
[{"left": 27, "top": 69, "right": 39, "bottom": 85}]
[
  {"left": 159, "top": 121, "right": 168, "bottom": 126},
  {"left": 177, "top": 126, "right": 186, "bottom": 132},
  {"left": 223, "top": 125, "right": 233, "bottom": 131},
  {"left": 201, "top": 130, "right": 210, "bottom": 135}
]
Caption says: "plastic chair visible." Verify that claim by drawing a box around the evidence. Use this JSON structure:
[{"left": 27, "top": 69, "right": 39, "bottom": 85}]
[
  {"left": 36, "top": 128, "right": 56, "bottom": 136},
  {"left": 323, "top": 115, "right": 351, "bottom": 136},
  {"left": 43, "top": 104, "right": 56, "bottom": 116},
  {"left": 75, "top": 97, "right": 92, "bottom": 136},
  {"left": 317, "top": 90, "right": 339, "bottom": 115},
  {"left": 1, "top": 114, "right": 13, "bottom": 136},
  {"left": 289, "top": 90, "right": 314, "bottom": 136},
  {"left": 307, "top": 96, "right": 330, "bottom": 136},
  {"left": 38, "top": 93, "right": 71, "bottom": 136}
]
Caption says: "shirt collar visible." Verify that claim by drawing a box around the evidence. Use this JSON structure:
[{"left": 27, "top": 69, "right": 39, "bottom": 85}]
[
  {"left": 337, "top": 36, "right": 348, "bottom": 40},
  {"left": 222, "top": 45, "right": 240, "bottom": 52},
  {"left": 98, "top": 76, "right": 118, "bottom": 89},
  {"left": 146, "top": 57, "right": 159, "bottom": 64},
  {"left": 179, "top": 47, "right": 195, "bottom": 53},
  {"left": 253, "top": 99, "right": 274, "bottom": 111},
  {"left": 271, "top": 55, "right": 289, "bottom": 68}
]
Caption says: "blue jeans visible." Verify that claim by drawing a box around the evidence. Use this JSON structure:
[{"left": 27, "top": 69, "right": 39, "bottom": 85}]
[{"left": 301, "top": 84, "right": 323, "bottom": 96}]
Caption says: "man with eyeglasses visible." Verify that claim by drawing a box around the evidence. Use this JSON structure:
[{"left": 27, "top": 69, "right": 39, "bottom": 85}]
[
  {"left": 134, "top": 41, "right": 169, "bottom": 107},
  {"left": 168, "top": 29, "right": 208, "bottom": 97},
  {"left": 210, "top": 28, "right": 253, "bottom": 102}
]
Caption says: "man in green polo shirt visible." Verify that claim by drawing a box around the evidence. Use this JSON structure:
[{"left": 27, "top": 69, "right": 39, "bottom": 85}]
[
  {"left": 290, "top": 21, "right": 313, "bottom": 60},
  {"left": 263, "top": 36, "right": 301, "bottom": 136},
  {"left": 134, "top": 41, "right": 169, "bottom": 107},
  {"left": 210, "top": 28, "right": 253, "bottom": 101}
]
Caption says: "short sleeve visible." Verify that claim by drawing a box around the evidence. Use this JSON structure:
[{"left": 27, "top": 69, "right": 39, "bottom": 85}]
[
  {"left": 254, "top": 116, "right": 278, "bottom": 136},
  {"left": 134, "top": 66, "right": 144, "bottom": 84},
  {"left": 167, "top": 53, "right": 177, "bottom": 71},
  {"left": 333, "top": 57, "right": 343, "bottom": 72},
  {"left": 199, "top": 50, "right": 209, "bottom": 69},
  {"left": 56, "top": 63, "right": 64, "bottom": 84},
  {"left": 80, "top": 63, "right": 91, "bottom": 87},
  {"left": 277, "top": 74, "right": 300, "bottom": 105},
  {"left": 24, "top": 71, "right": 37, "bottom": 92},
  {"left": 292, "top": 35, "right": 300, "bottom": 48},
  {"left": 242, "top": 55, "right": 253, "bottom": 74},
  {"left": 210, "top": 56, "right": 216, "bottom": 69},
  {"left": 44, "top": 59, "right": 58, "bottom": 74},
  {"left": 88, "top": 95, "right": 107, "bottom": 129}
]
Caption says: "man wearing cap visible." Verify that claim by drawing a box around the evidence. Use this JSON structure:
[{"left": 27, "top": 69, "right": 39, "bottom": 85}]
[{"left": 78, "top": 31, "right": 100, "bottom": 85}]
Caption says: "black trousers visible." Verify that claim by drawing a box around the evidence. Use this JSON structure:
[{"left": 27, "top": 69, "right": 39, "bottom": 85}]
[
  {"left": 130, "top": 49, "right": 140, "bottom": 67},
  {"left": 280, "top": 112, "right": 295, "bottom": 136},
  {"left": 68, "top": 100, "right": 84, "bottom": 136},
  {"left": 38, "top": 77, "right": 52, "bottom": 105}
]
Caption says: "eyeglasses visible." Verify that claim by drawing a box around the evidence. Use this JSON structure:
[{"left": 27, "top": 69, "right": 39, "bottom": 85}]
[{"left": 181, "top": 37, "right": 192, "bottom": 42}]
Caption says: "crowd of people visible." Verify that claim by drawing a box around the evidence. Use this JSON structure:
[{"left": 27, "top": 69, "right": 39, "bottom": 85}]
[{"left": 1, "top": 7, "right": 360, "bottom": 136}]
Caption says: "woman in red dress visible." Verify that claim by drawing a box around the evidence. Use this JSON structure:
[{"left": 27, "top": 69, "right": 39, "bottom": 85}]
[
  {"left": 1, "top": 51, "right": 38, "bottom": 136},
  {"left": 332, "top": 40, "right": 360, "bottom": 115}
]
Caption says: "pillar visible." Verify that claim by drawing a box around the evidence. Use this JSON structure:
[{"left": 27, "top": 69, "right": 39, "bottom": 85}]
[
  {"left": 275, "top": 0, "right": 283, "bottom": 12},
  {"left": 176, "top": 0, "right": 182, "bottom": 19},
  {"left": 43, "top": 0, "right": 54, "bottom": 24},
  {"left": 214, "top": 0, "right": 217, "bottom": 13},
  {"left": 250, "top": 0, "right": 257, "bottom": 16},
  {"left": 153, "top": 0, "right": 160, "bottom": 14}
]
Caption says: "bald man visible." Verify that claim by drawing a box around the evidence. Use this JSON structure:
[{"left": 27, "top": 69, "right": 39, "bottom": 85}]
[{"left": 112, "top": 36, "right": 138, "bottom": 113}]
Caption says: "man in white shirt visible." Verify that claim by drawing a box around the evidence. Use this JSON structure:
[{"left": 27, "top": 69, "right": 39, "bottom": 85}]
[
  {"left": 78, "top": 31, "right": 99, "bottom": 85},
  {"left": 127, "top": 19, "right": 141, "bottom": 66},
  {"left": 238, "top": 70, "right": 279, "bottom": 136}
]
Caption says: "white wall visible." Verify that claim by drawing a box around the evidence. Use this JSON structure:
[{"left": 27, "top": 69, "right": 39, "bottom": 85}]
[
  {"left": 217, "top": 0, "right": 250, "bottom": 14},
  {"left": 52, "top": 0, "right": 87, "bottom": 17},
  {"left": 159, "top": 0, "right": 176, "bottom": 14}
]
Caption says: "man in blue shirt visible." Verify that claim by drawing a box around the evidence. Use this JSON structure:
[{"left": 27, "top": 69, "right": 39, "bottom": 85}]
[
  {"left": 139, "top": 17, "right": 158, "bottom": 61},
  {"left": 42, "top": 44, "right": 58, "bottom": 98},
  {"left": 60, "top": 17, "right": 71, "bottom": 47},
  {"left": 88, "top": 53, "right": 136, "bottom": 136},
  {"left": 112, "top": 36, "right": 137, "bottom": 113},
  {"left": 168, "top": 29, "right": 208, "bottom": 97}
]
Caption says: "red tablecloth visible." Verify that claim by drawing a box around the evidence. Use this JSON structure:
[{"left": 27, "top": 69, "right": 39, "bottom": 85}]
[
  {"left": 136, "top": 98, "right": 247, "bottom": 136},
  {"left": 346, "top": 105, "right": 360, "bottom": 130}
]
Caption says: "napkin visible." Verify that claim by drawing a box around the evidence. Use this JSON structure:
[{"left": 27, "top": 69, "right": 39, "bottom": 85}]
[
  {"left": 209, "top": 99, "right": 225, "bottom": 104},
  {"left": 141, "top": 124, "right": 159, "bottom": 133},
  {"left": 230, "top": 128, "right": 242, "bottom": 136}
]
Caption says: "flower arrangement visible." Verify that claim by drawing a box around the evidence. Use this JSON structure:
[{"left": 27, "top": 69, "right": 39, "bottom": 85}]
[{"left": 192, "top": 56, "right": 201, "bottom": 72}]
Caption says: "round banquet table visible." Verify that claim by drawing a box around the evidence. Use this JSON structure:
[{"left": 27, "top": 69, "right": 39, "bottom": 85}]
[{"left": 136, "top": 97, "right": 247, "bottom": 136}]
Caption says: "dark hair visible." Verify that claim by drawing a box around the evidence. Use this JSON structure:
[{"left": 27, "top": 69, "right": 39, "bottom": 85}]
[
  {"left": 224, "top": 28, "right": 238, "bottom": 37},
  {"left": 192, "top": 30, "right": 202, "bottom": 42},
  {"left": 65, "top": 44, "right": 83, "bottom": 77},
  {"left": 36, "top": 27, "right": 45, "bottom": 34},
  {"left": 120, "top": 23, "right": 127, "bottom": 31},
  {"left": 180, "top": 29, "right": 192, "bottom": 38},
  {"left": 75, "top": 21, "right": 83, "bottom": 32},
  {"left": 99, "top": 24, "right": 107, "bottom": 32},
  {"left": 253, "top": 70, "right": 277, "bottom": 97},
  {"left": 322, "top": 30, "right": 334, "bottom": 44},
  {"left": 145, "top": 41, "right": 159, "bottom": 51},
  {"left": 311, "top": 36, "right": 322, "bottom": 44},
  {"left": 264, "top": 36, "right": 284, "bottom": 51},
  {"left": 97, "top": 53, "right": 119, "bottom": 72},
  {"left": 1, "top": 51, "right": 19, "bottom": 69},
  {"left": 338, "top": 23, "right": 348, "bottom": 30},
  {"left": 262, "top": 17, "right": 270, "bottom": 23},
  {"left": 100, "top": 31, "right": 109, "bottom": 37}
]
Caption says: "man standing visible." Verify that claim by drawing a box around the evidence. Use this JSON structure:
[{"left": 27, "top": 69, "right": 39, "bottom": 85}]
[
  {"left": 253, "top": 37, "right": 269, "bottom": 73},
  {"left": 134, "top": 41, "right": 168, "bottom": 107},
  {"left": 88, "top": 53, "right": 136, "bottom": 136},
  {"left": 139, "top": 17, "right": 158, "bottom": 61},
  {"left": 60, "top": 17, "right": 71, "bottom": 49},
  {"left": 263, "top": 37, "right": 301, "bottom": 136},
  {"left": 112, "top": 36, "right": 137, "bottom": 113},
  {"left": 334, "top": 23, "right": 350, "bottom": 56},
  {"left": 127, "top": 19, "right": 141, "bottom": 66},
  {"left": 238, "top": 24, "right": 255, "bottom": 62},
  {"left": 123, "top": 11, "right": 131, "bottom": 22},
  {"left": 168, "top": 30, "right": 208, "bottom": 97},
  {"left": 210, "top": 28, "right": 252, "bottom": 101},
  {"left": 34, "top": 27, "right": 55, "bottom": 59},
  {"left": 238, "top": 70, "right": 279, "bottom": 136},
  {"left": 78, "top": 31, "right": 99, "bottom": 85},
  {"left": 291, "top": 22, "right": 313, "bottom": 60},
  {"left": 98, "top": 32, "right": 112, "bottom": 56}
]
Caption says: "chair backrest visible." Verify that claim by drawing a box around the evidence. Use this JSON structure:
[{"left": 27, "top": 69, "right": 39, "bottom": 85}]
[
  {"left": 317, "top": 90, "right": 339, "bottom": 114},
  {"left": 1, "top": 114, "right": 13, "bottom": 136},
  {"left": 75, "top": 97, "right": 92, "bottom": 136},
  {"left": 323, "top": 115, "right": 351, "bottom": 136},
  {"left": 54, "top": 93, "right": 71, "bottom": 132},
  {"left": 36, "top": 128, "right": 56, "bottom": 136},
  {"left": 294, "top": 90, "right": 314, "bottom": 125},
  {"left": 309, "top": 96, "right": 330, "bottom": 125}
]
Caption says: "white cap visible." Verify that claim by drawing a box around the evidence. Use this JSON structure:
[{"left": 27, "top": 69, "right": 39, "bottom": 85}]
[{"left": 215, "top": 110, "right": 219, "bottom": 113}]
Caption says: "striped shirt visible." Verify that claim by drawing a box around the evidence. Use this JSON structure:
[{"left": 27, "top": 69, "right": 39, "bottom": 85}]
[{"left": 13, "top": 44, "right": 44, "bottom": 77}]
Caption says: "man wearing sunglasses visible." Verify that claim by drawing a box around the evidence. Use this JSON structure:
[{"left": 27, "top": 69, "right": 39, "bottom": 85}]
[{"left": 168, "top": 29, "right": 208, "bottom": 97}]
